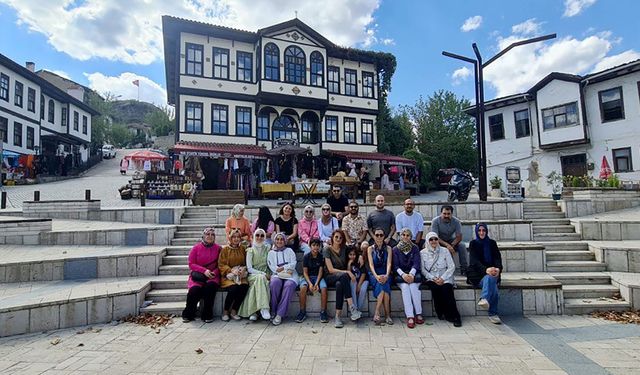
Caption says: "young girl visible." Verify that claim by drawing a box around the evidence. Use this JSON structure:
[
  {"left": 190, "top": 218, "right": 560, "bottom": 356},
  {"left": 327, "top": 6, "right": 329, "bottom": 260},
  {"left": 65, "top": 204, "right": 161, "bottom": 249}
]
[{"left": 347, "top": 247, "right": 369, "bottom": 312}]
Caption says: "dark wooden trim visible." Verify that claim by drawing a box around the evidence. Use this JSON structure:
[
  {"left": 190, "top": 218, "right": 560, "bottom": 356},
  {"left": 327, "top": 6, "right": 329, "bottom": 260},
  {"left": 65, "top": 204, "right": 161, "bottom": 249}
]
[
  {"left": 597, "top": 86, "right": 625, "bottom": 123},
  {"left": 179, "top": 87, "right": 257, "bottom": 103},
  {"left": 235, "top": 105, "right": 253, "bottom": 137},
  {"left": 539, "top": 138, "right": 589, "bottom": 150},
  {"left": 212, "top": 47, "right": 231, "bottom": 80},
  {"left": 513, "top": 108, "right": 531, "bottom": 139},
  {"left": 326, "top": 104, "right": 378, "bottom": 116},
  {"left": 184, "top": 101, "right": 204, "bottom": 134},
  {"left": 184, "top": 42, "right": 205, "bottom": 77},
  {"left": 211, "top": 103, "right": 229, "bottom": 136},
  {"left": 611, "top": 146, "right": 633, "bottom": 173},
  {"left": 0, "top": 105, "right": 40, "bottom": 125},
  {"left": 343, "top": 116, "right": 357, "bottom": 144}
]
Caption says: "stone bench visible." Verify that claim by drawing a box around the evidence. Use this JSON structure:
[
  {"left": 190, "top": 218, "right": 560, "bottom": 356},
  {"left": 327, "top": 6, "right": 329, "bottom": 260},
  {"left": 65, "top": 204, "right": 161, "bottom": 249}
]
[{"left": 193, "top": 190, "right": 247, "bottom": 206}]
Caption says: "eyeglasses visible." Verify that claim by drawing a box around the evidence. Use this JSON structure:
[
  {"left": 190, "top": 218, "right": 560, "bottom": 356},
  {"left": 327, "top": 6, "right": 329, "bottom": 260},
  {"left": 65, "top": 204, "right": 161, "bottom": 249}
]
[
  {"left": 374, "top": 233, "right": 385, "bottom": 237},
  {"left": 332, "top": 190, "right": 340, "bottom": 193},
  {"left": 255, "top": 234, "right": 265, "bottom": 238},
  {"left": 428, "top": 238, "right": 438, "bottom": 242},
  {"left": 304, "top": 210, "right": 313, "bottom": 213},
  {"left": 349, "top": 206, "right": 358, "bottom": 209},
  {"left": 322, "top": 208, "right": 330, "bottom": 211}
]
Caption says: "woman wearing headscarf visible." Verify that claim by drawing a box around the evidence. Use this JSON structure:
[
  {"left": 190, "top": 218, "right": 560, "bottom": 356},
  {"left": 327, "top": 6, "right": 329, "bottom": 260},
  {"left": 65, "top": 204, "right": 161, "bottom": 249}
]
[
  {"left": 298, "top": 205, "right": 320, "bottom": 254},
  {"left": 225, "top": 204, "right": 252, "bottom": 243},
  {"left": 238, "top": 229, "right": 272, "bottom": 321},
  {"left": 368, "top": 227, "right": 393, "bottom": 325},
  {"left": 467, "top": 223, "right": 503, "bottom": 324},
  {"left": 218, "top": 229, "right": 249, "bottom": 321},
  {"left": 392, "top": 228, "right": 423, "bottom": 329},
  {"left": 251, "top": 206, "right": 276, "bottom": 245},
  {"left": 421, "top": 231, "right": 462, "bottom": 327},
  {"left": 182, "top": 227, "right": 221, "bottom": 323},
  {"left": 267, "top": 232, "right": 298, "bottom": 325}
]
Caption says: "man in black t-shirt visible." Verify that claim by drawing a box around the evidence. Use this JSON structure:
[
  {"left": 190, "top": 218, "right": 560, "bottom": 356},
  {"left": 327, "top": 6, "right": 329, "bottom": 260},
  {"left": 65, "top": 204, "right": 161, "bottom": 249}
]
[
  {"left": 296, "top": 239, "right": 328, "bottom": 323},
  {"left": 327, "top": 186, "right": 349, "bottom": 220}
]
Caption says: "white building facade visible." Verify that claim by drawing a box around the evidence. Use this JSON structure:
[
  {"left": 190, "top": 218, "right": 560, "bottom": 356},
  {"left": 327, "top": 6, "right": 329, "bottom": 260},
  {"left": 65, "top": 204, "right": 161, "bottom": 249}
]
[
  {"left": 469, "top": 61, "right": 640, "bottom": 196},
  {"left": 0, "top": 54, "right": 97, "bottom": 159},
  {"left": 162, "top": 16, "right": 388, "bottom": 160}
]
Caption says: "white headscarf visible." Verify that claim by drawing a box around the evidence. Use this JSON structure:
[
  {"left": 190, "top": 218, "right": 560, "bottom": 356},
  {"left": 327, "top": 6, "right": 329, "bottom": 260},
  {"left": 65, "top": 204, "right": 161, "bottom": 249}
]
[{"left": 425, "top": 231, "right": 439, "bottom": 250}]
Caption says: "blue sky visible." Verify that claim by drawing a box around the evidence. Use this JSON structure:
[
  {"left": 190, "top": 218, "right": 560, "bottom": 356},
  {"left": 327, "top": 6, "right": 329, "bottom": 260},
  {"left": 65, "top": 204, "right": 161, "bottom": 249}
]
[{"left": 0, "top": 0, "right": 638, "bottom": 111}]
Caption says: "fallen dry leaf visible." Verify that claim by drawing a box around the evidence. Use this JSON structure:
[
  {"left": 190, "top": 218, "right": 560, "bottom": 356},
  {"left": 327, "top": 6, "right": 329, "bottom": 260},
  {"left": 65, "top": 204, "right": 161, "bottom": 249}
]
[
  {"left": 195, "top": 348, "right": 203, "bottom": 354},
  {"left": 123, "top": 313, "right": 175, "bottom": 329},
  {"left": 76, "top": 330, "right": 85, "bottom": 334},
  {"left": 50, "top": 338, "right": 61, "bottom": 345},
  {"left": 591, "top": 309, "right": 640, "bottom": 324}
]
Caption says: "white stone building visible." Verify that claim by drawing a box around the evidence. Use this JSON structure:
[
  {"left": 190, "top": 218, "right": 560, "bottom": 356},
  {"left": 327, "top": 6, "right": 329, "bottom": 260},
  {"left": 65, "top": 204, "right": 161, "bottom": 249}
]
[
  {"left": 467, "top": 60, "right": 640, "bottom": 196},
  {"left": 0, "top": 54, "right": 98, "bottom": 159}
]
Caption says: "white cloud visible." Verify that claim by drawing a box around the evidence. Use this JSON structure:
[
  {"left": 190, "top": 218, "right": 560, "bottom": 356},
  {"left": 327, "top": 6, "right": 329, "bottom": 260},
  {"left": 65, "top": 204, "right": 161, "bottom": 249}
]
[
  {"left": 461, "top": 15, "right": 482, "bottom": 32},
  {"left": 84, "top": 72, "right": 167, "bottom": 107},
  {"left": 381, "top": 38, "right": 395, "bottom": 46},
  {"left": 592, "top": 50, "right": 640, "bottom": 72},
  {"left": 563, "top": 0, "right": 597, "bottom": 17},
  {"left": 483, "top": 34, "right": 614, "bottom": 97},
  {"left": 3, "top": 0, "right": 384, "bottom": 65},
  {"left": 451, "top": 66, "right": 472, "bottom": 85},
  {"left": 511, "top": 18, "right": 542, "bottom": 36}
]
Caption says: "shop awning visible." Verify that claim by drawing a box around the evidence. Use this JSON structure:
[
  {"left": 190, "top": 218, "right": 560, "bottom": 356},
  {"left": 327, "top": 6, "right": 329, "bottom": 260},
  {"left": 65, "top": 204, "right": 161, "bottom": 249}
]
[
  {"left": 172, "top": 141, "right": 268, "bottom": 160},
  {"left": 324, "top": 150, "right": 416, "bottom": 167}
]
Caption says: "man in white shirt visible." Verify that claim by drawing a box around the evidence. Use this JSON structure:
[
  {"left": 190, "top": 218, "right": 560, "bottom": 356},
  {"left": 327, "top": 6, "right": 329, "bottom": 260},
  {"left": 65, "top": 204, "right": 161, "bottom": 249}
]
[{"left": 395, "top": 199, "right": 424, "bottom": 248}]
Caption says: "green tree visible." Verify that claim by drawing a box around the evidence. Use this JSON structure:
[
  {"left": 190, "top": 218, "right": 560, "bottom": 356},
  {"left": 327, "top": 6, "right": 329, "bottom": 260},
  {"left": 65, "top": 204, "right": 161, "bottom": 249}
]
[
  {"left": 144, "top": 105, "right": 174, "bottom": 136},
  {"left": 403, "top": 90, "right": 477, "bottom": 189},
  {"left": 110, "top": 124, "right": 132, "bottom": 147},
  {"left": 377, "top": 105, "right": 414, "bottom": 155}
]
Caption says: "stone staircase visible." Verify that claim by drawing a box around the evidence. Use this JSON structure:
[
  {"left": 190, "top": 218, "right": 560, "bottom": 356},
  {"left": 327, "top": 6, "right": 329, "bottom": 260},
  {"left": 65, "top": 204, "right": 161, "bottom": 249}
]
[
  {"left": 141, "top": 207, "right": 218, "bottom": 315},
  {"left": 524, "top": 200, "right": 629, "bottom": 314}
]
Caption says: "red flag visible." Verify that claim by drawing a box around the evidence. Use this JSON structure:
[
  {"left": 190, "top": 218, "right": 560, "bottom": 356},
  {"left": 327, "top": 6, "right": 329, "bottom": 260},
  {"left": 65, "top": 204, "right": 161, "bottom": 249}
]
[{"left": 132, "top": 79, "right": 139, "bottom": 87}]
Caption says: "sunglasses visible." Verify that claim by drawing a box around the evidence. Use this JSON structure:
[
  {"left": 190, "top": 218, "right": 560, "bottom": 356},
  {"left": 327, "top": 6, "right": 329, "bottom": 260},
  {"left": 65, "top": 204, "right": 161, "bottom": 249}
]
[
  {"left": 255, "top": 234, "right": 265, "bottom": 238},
  {"left": 332, "top": 190, "right": 340, "bottom": 193},
  {"left": 374, "top": 233, "right": 385, "bottom": 237},
  {"left": 304, "top": 210, "right": 313, "bottom": 213},
  {"left": 322, "top": 208, "right": 330, "bottom": 211},
  {"left": 349, "top": 206, "right": 358, "bottom": 209},
  {"left": 429, "top": 238, "right": 438, "bottom": 242}
]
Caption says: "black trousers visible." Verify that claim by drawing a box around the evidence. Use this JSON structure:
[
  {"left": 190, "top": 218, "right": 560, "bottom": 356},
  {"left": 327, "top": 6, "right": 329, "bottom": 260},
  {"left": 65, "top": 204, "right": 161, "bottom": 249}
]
[
  {"left": 223, "top": 284, "right": 249, "bottom": 311},
  {"left": 426, "top": 281, "right": 461, "bottom": 322},
  {"left": 325, "top": 272, "right": 352, "bottom": 310},
  {"left": 182, "top": 282, "right": 218, "bottom": 321}
]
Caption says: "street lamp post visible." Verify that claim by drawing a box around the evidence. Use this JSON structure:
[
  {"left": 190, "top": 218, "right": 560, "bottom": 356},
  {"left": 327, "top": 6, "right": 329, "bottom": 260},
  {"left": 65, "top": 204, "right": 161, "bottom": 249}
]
[{"left": 443, "top": 33, "right": 556, "bottom": 201}]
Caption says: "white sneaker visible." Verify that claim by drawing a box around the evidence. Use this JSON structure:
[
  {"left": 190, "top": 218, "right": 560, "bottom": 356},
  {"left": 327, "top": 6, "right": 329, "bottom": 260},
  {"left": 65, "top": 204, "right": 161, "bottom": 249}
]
[
  {"left": 488, "top": 315, "right": 502, "bottom": 324},
  {"left": 272, "top": 315, "right": 282, "bottom": 326},
  {"left": 349, "top": 305, "right": 362, "bottom": 321},
  {"left": 260, "top": 308, "right": 271, "bottom": 320},
  {"left": 249, "top": 314, "right": 258, "bottom": 321},
  {"left": 221, "top": 314, "right": 230, "bottom": 321},
  {"left": 477, "top": 298, "right": 489, "bottom": 310}
]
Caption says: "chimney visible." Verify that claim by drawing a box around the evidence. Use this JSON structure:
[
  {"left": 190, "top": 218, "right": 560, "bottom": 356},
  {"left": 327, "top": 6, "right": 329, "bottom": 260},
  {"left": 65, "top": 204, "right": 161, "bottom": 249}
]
[{"left": 26, "top": 62, "right": 35, "bottom": 72}]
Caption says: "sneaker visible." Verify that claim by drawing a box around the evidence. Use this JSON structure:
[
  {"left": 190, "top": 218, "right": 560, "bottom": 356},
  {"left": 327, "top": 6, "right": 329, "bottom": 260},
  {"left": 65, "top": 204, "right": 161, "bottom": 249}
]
[
  {"left": 320, "top": 310, "right": 329, "bottom": 323},
  {"left": 272, "top": 315, "right": 282, "bottom": 326},
  {"left": 477, "top": 298, "right": 490, "bottom": 310},
  {"left": 488, "top": 315, "right": 502, "bottom": 324},
  {"left": 260, "top": 308, "right": 271, "bottom": 320},
  {"left": 249, "top": 314, "right": 258, "bottom": 321},
  {"left": 221, "top": 314, "right": 230, "bottom": 322},
  {"left": 349, "top": 305, "right": 362, "bottom": 321},
  {"left": 385, "top": 317, "right": 394, "bottom": 326},
  {"left": 231, "top": 314, "right": 241, "bottom": 321},
  {"left": 453, "top": 319, "right": 462, "bottom": 328},
  {"left": 334, "top": 316, "right": 344, "bottom": 328},
  {"left": 204, "top": 318, "right": 214, "bottom": 323},
  {"left": 295, "top": 311, "right": 307, "bottom": 323},
  {"left": 182, "top": 317, "right": 193, "bottom": 323}
]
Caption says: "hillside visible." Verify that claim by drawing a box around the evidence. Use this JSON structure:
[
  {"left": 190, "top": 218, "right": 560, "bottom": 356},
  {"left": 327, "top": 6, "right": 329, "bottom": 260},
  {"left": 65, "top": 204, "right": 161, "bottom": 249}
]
[{"left": 109, "top": 100, "right": 162, "bottom": 124}]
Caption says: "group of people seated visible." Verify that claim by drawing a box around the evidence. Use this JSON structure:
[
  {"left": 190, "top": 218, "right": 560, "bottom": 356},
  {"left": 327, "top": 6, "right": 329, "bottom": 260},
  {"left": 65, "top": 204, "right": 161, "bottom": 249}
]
[{"left": 183, "top": 195, "right": 504, "bottom": 328}]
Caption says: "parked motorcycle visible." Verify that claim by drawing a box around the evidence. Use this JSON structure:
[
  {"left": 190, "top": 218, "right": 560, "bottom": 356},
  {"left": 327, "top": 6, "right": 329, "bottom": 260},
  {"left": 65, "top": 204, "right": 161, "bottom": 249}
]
[{"left": 447, "top": 169, "right": 474, "bottom": 202}]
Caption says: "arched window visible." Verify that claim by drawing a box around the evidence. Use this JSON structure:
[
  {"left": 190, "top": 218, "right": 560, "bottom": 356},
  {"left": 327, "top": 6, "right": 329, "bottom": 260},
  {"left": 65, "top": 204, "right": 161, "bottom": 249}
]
[
  {"left": 47, "top": 99, "right": 55, "bottom": 123},
  {"left": 284, "top": 46, "right": 305, "bottom": 84},
  {"left": 264, "top": 43, "right": 279, "bottom": 81},
  {"left": 310, "top": 51, "right": 324, "bottom": 87},
  {"left": 301, "top": 112, "right": 318, "bottom": 144},
  {"left": 272, "top": 115, "right": 298, "bottom": 140}
]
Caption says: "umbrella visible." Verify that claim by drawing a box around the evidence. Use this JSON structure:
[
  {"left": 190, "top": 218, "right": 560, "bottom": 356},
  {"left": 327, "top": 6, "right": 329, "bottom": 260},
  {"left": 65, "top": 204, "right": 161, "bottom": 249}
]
[
  {"left": 124, "top": 150, "right": 168, "bottom": 161},
  {"left": 599, "top": 155, "right": 612, "bottom": 179}
]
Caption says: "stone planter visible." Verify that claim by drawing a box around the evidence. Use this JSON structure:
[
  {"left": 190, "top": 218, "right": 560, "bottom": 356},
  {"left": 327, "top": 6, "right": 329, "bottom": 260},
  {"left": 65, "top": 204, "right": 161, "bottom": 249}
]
[{"left": 490, "top": 188, "right": 502, "bottom": 198}]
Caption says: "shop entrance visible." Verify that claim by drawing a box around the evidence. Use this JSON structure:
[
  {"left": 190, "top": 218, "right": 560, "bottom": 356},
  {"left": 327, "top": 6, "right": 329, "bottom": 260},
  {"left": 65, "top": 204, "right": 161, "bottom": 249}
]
[{"left": 200, "top": 157, "right": 219, "bottom": 190}]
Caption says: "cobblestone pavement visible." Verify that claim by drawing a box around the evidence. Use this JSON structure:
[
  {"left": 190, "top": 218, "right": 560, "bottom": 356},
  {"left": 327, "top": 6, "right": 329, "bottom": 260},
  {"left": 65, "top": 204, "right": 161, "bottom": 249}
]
[
  {"left": 1, "top": 315, "right": 639, "bottom": 374},
  {"left": 0, "top": 149, "right": 450, "bottom": 209}
]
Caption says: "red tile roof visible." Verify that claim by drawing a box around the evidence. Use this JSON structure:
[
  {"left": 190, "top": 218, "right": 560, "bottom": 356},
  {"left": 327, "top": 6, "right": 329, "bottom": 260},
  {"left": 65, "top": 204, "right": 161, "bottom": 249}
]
[
  {"left": 172, "top": 141, "right": 267, "bottom": 159},
  {"left": 326, "top": 150, "right": 416, "bottom": 166}
]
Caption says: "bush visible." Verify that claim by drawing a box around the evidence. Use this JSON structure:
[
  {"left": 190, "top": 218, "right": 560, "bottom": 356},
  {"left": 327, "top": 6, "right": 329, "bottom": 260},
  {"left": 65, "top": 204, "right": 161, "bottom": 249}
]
[{"left": 490, "top": 175, "right": 502, "bottom": 189}]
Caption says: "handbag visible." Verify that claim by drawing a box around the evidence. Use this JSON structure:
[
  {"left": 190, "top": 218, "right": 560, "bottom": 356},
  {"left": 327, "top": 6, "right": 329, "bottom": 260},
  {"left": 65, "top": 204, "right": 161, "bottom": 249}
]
[{"left": 191, "top": 259, "right": 217, "bottom": 283}]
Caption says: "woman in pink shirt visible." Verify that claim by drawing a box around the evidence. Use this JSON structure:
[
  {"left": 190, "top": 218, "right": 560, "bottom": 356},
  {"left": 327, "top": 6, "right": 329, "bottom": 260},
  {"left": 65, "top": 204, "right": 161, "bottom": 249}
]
[
  {"left": 182, "top": 227, "right": 222, "bottom": 323},
  {"left": 298, "top": 205, "right": 320, "bottom": 254}
]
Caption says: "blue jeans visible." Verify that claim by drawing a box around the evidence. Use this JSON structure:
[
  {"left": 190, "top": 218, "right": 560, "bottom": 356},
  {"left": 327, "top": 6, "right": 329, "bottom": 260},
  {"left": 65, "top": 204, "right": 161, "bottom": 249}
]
[
  {"left": 299, "top": 275, "right": 327, "bottom": 289},
  {"left": 350, "top": 279, "right": 369, "bottom": 310},
  {"left": 480, "top": 275, "right": 499, "bottom": 316}
]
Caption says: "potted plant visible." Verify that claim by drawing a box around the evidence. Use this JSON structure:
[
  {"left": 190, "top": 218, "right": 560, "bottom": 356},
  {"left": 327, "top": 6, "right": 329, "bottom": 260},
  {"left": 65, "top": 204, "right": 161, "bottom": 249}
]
[
  {"left": 546, "top": 171, "right": 563, "bottom": 200},
  {"left": 490, "top": 175, "right": 502, "bottom": 198}
]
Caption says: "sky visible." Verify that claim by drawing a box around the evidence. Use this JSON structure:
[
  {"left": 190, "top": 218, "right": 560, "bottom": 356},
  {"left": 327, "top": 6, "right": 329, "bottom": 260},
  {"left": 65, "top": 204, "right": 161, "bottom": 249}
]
[{"left": 0, "top": 0, "right": 639, "bottom": 112}]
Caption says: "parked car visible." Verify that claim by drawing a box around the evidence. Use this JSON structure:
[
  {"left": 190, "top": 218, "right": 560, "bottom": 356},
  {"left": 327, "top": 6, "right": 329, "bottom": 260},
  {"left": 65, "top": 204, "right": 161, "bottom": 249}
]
[{"left": 102, "top": 144, "right": 116, "bottom": 159}]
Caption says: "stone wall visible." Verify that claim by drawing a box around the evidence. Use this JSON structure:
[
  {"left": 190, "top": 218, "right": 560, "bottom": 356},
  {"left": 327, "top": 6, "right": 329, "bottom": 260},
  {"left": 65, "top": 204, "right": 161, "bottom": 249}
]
[
  {"left": 591, "top": 243, "right": 640, "bottom": 272},
  {"left": 22, "top": 200, "right": 102, "bottom": 220},
  {"left": 561, "top": 189, "right": 640, "bottom": 218},
  {"left": 573, "top": 220, "right": 640, "bottom": 241},
  {"left": 39, "top": 227, "right": 176, "bottom": 246},
  {"left": 0, "top": 219, "right": 52, "bottom": 245}
]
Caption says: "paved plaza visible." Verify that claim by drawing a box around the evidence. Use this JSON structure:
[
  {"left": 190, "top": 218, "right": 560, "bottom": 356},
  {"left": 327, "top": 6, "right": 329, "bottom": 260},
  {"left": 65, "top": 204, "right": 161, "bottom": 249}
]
[{"left": 1, "top": 315, "right": 639, "bottom": 374}]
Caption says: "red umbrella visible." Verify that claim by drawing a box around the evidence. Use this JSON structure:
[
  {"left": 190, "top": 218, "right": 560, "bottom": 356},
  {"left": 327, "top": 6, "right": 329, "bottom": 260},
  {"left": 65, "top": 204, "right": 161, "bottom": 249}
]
[
  {"left": 124, "top": 150, "right": 168, "bottom": 161},
  {"left": 599, "top": 155, "right": 612, "bottom": 179}
]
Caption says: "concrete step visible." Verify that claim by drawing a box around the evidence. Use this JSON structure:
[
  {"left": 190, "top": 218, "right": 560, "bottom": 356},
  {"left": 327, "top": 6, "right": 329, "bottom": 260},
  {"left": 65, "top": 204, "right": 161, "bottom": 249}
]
[
  {"left": 532, "top": 225, "right": 576, "bottom": 234},
  {"left": 180, "top": 218, "right": 217, "bottom": 225},
  {"left": 525, "top": 212, "right": 566, "bottom": 219},
  {"left": 524, "top": 207, "right": 561, "bottom": 213},
  {"left": 523, "top": 201, "right": 558, "bottom": 207},
  {"left": 182, "top": 211, "right": 218, "bottom": 217},
  {"left": 564, "top": 298, "right": 630, "bottom": 315},
  {"left": 176, "top": 224, "right": 224, "bottom": 232},
  {"left": 151, "top": 278, "right": 187, "bottom": 289},
  {"left": 534, "top": 233, "right": 582, "bottom": 241},
  {"left": 546, "top": 251, "right": 594, "bottom": 262},
  {"left": 538, "top": 241, "right": 589, "bottom": 251},
  {"left": 563, "top": 284, "right": 621, "bottom": 299},
  {"left": 159, "top": 264, "right": 190, "bottom": 275},
  {"left": 140, "top": 301, "right": 184, "bottom": 315},
  {"left": 174, "top": 231, "right": 213, "bottom": 238},
  {"left": 146, "top": 288, "right": 187, "bottom": 303},
  {"left": 531, "top": 219, "right": 571, "bottom": 226},
  {"left": 166, "top": 246, "right": 192, "bottom": 256},
  {"left": 163, "top": 255, "right": 188, "bottom": 265},
  {"left": 547, "top": 261, "right": 606, "bottom": 272},
  {"left": 550, "top": 272, "right": 611, "bottom": 285},
  {"left": 171, "top": 238, "right": 202, "bottom": 246}
]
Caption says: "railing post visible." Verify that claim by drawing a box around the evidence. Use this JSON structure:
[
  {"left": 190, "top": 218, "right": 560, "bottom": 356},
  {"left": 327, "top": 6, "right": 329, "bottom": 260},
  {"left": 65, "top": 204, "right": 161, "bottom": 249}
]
[
  {"left": 85, "top": 189, "right": 91, "bottom": 200},
  {"left": 1, "top": 192, "right": 6, "bottom": 209},
  {"left": 140, "top": 187, "right": 146, "bottom": 207},
  {"left": 33, "top": 191, "right": 40, "bottom": 202}
]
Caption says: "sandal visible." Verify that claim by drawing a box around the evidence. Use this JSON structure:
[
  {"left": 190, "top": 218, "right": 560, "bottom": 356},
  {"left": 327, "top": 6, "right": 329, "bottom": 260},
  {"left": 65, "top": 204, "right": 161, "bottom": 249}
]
[
  {"left": 373, "top": 314, "right": 382, "bottom": 325},
  {"left": 415, "top": 315, "right": 425, "bottom": 325},
  {"left": 407, "top": 317, "right": 415, "bottom": 329},
  {"left": 385, "top": 317, "right": 394, "bottom": 325}
]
